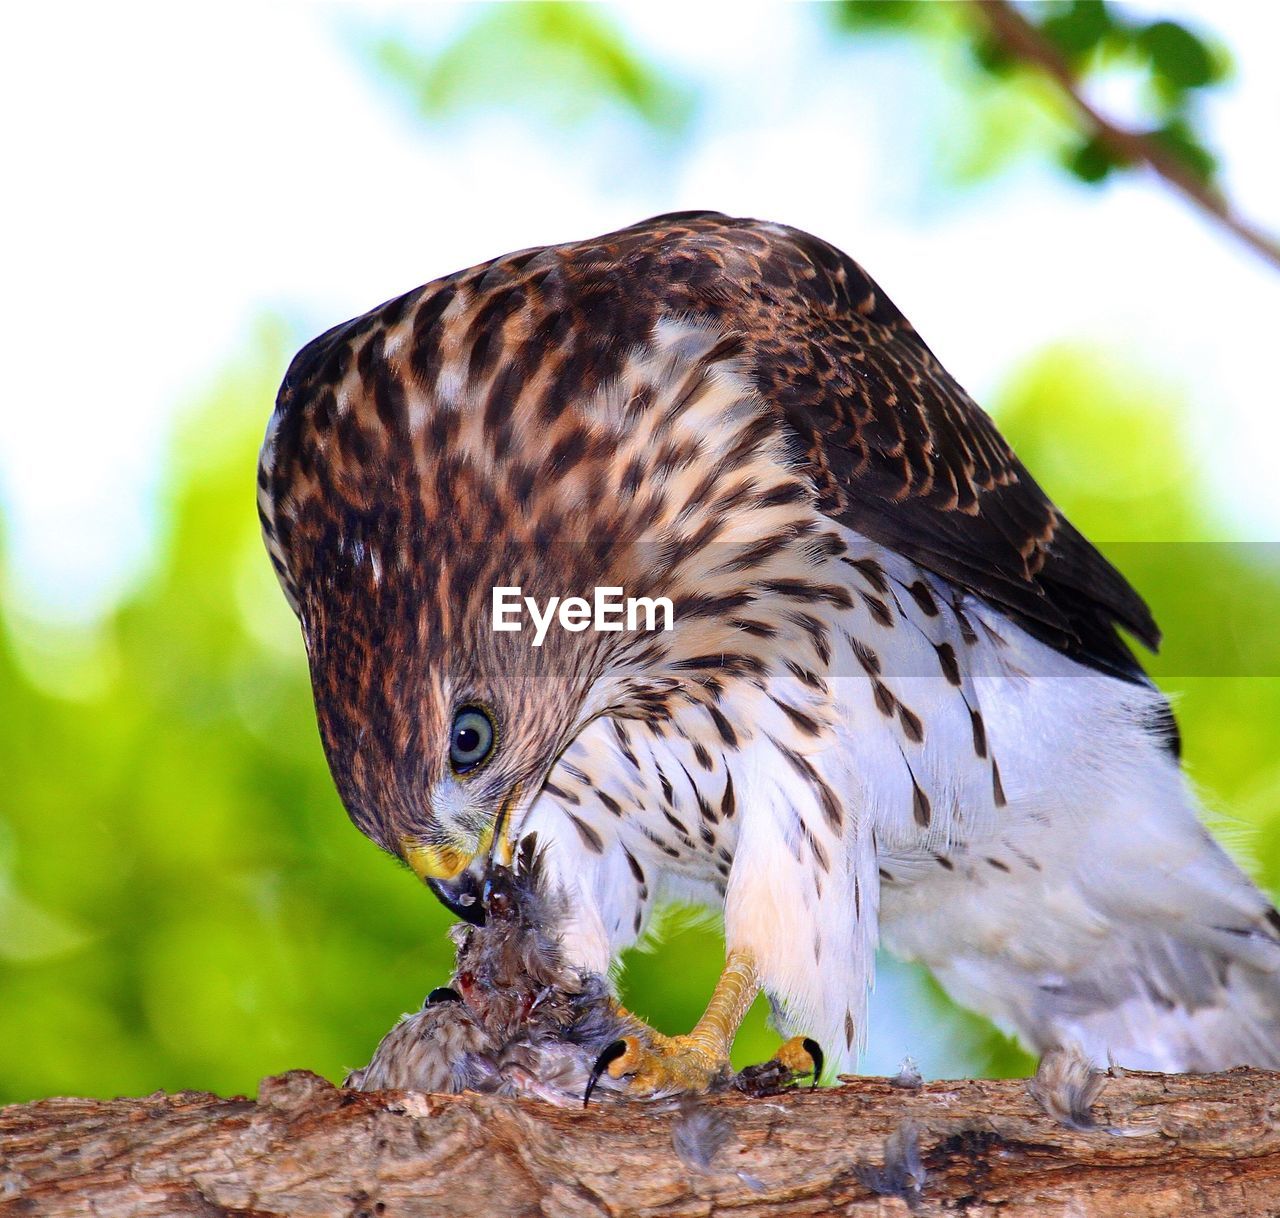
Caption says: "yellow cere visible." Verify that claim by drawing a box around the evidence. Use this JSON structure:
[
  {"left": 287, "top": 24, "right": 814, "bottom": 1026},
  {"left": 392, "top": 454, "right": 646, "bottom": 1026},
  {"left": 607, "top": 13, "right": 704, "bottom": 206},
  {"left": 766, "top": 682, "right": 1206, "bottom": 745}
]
[{"left": 403, "top": 840, "right": 471, "bottom": 882}]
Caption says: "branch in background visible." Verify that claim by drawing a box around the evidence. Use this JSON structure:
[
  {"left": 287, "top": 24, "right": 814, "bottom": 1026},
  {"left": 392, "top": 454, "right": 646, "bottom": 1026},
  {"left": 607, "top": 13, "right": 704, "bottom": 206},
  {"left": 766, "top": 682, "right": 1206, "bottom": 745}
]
[{"left": 974, "top": 0, "right": 1280, "bottom": 273}]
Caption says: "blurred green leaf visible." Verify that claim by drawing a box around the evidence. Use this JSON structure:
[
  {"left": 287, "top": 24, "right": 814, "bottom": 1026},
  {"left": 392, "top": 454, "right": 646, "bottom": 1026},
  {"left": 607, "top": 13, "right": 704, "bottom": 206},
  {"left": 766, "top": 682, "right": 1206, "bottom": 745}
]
[
  {"left": 1150, "top": 116, "right": 1218, "bottom": 184},
  {"left": 1137, "top": 19, "right": 1217, "bottom": 91},
  {"left": 1063, "top": 131, "right": 1124, "bottom": 182},
  {"left": 370, "top": 3, "right": 693, "bottom": 133},
  {"left": 832, "top": 0, "right": 924, "bottom": 31},
  {"left": 0, "top": 887, "right": 94, "bottom": 964},
  {"left": 970, "top": 32, "right": 1019, "bottom": 76},
  {"left": 829, "top": 0, "right": 1229, "bottom": 200},
  {"left": 1038, "top": 0, "right": 1115, "bottom": 63}
]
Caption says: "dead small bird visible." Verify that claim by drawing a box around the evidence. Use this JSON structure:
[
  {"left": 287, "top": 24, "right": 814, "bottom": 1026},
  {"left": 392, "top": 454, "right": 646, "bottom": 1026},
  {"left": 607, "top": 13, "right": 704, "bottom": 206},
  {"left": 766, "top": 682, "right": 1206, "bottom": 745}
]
[
  {"left": 346, "top": 842, "right": 646, "bottom": 1106},
  {"left": 346, "top": 841, "right": 821, "bottom": 1106}
]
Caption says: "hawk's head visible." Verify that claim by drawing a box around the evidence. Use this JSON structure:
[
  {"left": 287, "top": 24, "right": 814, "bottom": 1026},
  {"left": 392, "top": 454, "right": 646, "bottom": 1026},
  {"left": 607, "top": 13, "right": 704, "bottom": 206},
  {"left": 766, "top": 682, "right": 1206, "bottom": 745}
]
[
  {"left": 258, "top": 390, "right": 633, "bottom": 922},
  {"left": 258, "top": 249, "right": 830, "bottom": 923}
]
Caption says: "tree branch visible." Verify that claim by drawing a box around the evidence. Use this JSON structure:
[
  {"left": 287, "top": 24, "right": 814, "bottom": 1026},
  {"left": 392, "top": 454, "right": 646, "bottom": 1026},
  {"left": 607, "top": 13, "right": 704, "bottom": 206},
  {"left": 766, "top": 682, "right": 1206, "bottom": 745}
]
[
  {"left": 973, "top": 0, "right": 1280, "bottom": 273},
  {"left": 4, "top": 1068, "right": 1280, "bottom": 1216}
]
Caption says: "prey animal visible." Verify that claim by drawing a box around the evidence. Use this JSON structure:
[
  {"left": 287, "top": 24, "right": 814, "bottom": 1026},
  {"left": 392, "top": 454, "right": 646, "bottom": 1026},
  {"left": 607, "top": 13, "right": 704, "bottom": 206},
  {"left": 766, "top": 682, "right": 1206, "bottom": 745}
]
[
  {"left": 344, "top": 844, "right": 640, "bottom": 1105},
  {"left": 261, "top": 212, "right": 1280, "bottom": 1092},
  {"left": 345, "top": 842, "right": 817, "bottom": 1105}
]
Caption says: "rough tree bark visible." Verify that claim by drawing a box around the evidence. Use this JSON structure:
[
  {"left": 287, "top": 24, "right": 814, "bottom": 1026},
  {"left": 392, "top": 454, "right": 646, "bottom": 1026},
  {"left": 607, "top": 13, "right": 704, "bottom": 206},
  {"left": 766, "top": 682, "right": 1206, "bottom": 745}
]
[{"left": 2, "top": 1068, "right": 1279, "bottom": 1217}]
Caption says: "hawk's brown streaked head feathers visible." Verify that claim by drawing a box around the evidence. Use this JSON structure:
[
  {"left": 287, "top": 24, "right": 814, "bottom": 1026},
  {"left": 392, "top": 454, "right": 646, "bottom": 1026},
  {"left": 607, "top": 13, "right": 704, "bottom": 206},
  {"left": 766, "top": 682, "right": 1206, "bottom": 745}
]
[{"left": 260, "top": 271, "right": 824, "bottom": 901}]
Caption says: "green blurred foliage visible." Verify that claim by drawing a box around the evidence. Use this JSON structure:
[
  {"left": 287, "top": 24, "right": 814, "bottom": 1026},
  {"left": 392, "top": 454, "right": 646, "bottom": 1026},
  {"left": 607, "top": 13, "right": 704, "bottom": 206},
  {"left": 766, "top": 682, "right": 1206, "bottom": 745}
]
[
  {"left": 0, "top": 327, "right": 451, "bottom": 1103},
  {"left": 832, "top": 0, "right": 1228, "bottom": 190},
  {"left": 368, "top": 3, "right": 693, "bottom": 134}
]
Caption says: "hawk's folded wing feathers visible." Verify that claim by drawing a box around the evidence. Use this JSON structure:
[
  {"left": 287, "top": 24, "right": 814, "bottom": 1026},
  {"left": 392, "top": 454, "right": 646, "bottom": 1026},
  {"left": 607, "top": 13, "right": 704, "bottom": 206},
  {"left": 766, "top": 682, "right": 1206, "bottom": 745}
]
[{"left": 582, "top": 212, "right": 1161, "bottom": 682}]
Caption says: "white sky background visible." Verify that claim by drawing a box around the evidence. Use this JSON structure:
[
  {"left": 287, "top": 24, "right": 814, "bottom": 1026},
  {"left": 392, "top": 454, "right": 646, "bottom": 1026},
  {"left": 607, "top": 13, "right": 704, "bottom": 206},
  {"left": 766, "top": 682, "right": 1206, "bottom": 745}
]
[{"left": 1, "top": 0, "right": 1278, "bottom": 627}]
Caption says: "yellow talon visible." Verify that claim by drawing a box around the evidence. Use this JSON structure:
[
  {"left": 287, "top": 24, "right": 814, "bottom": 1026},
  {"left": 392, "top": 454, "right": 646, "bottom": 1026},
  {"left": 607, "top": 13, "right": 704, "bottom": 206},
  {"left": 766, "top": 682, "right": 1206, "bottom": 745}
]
[
  {"left": 604, "top": 1033, "right": 730, "bottom": 1095},
  {"left": 774, "top": 1034, "right": 824, "bottom": 1079},
  {"left": 585, "top": 948, "right": 761, "bottom": 1102}
]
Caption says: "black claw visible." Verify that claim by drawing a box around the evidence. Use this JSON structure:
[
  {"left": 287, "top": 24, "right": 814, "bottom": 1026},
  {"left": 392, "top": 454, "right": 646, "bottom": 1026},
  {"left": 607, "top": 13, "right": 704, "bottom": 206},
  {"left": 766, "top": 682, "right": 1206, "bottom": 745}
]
[
  {"left": 425, "top": 986, "right": 462, "bottom": 1007},
  {"left": 803, "top": 1037, "right": 824, "bottom": 1088},
  {"left": 583, "top": 1039, "right": 629, "bottom": 1108}
]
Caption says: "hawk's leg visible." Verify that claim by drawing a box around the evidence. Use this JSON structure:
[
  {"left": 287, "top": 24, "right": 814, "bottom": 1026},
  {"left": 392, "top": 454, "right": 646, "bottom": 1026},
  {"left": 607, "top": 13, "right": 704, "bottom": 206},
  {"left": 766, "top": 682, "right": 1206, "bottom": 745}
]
[{"left": 602, "top": 948, "right": 761, "bottom": 1094}]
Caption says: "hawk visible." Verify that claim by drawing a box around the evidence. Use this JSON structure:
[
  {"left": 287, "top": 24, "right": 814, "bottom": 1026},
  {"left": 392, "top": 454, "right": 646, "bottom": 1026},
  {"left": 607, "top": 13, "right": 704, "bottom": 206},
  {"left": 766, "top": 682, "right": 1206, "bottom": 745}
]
[{"left": 259, "top": 212, "right": 1280, "bottom": 1090}]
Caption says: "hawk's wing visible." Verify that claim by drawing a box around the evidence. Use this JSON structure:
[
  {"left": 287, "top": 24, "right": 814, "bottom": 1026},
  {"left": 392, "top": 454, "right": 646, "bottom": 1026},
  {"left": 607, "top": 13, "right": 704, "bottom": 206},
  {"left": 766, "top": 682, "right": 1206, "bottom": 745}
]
[{"left": 575, "top": 212, "right": 1160, "bottom": 684}]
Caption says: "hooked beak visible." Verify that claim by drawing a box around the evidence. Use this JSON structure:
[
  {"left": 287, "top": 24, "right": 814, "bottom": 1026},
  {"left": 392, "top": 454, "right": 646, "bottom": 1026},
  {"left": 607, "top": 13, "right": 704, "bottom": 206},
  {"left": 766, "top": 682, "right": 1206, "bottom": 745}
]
[
  {"left": 401, "top": 784, "right": 523, "bottom": 927},
  {"left": 427, "top": 867, "right": 487, "bottom": 926},
  {"left": 402, "top": 843, "right": 487, "bottom": 926}
]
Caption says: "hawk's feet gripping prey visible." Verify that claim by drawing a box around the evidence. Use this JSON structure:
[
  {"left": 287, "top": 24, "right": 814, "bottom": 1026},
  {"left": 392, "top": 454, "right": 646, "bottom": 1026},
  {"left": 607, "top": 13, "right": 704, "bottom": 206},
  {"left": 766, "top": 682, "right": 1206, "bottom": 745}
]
[
  {"left": 584, "top": 947, "right": 759, "bottom": 1103},
  {"left": 587, "top": 1031, "right": 823, "bottom": 1104},
  {"left": 593, "top": 1031, "right": 732, "bottom": 1098},
  {"left": 582, "top": 948, "right": 824, "bottom": 1103}
]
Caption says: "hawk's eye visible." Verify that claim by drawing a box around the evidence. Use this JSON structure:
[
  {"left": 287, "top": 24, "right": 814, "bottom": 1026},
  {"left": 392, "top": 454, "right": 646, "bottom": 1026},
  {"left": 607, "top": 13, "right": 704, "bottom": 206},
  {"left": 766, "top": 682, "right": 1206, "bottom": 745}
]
[{"left": 450, "top": 705, "right": 496, "bottom": 775}]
